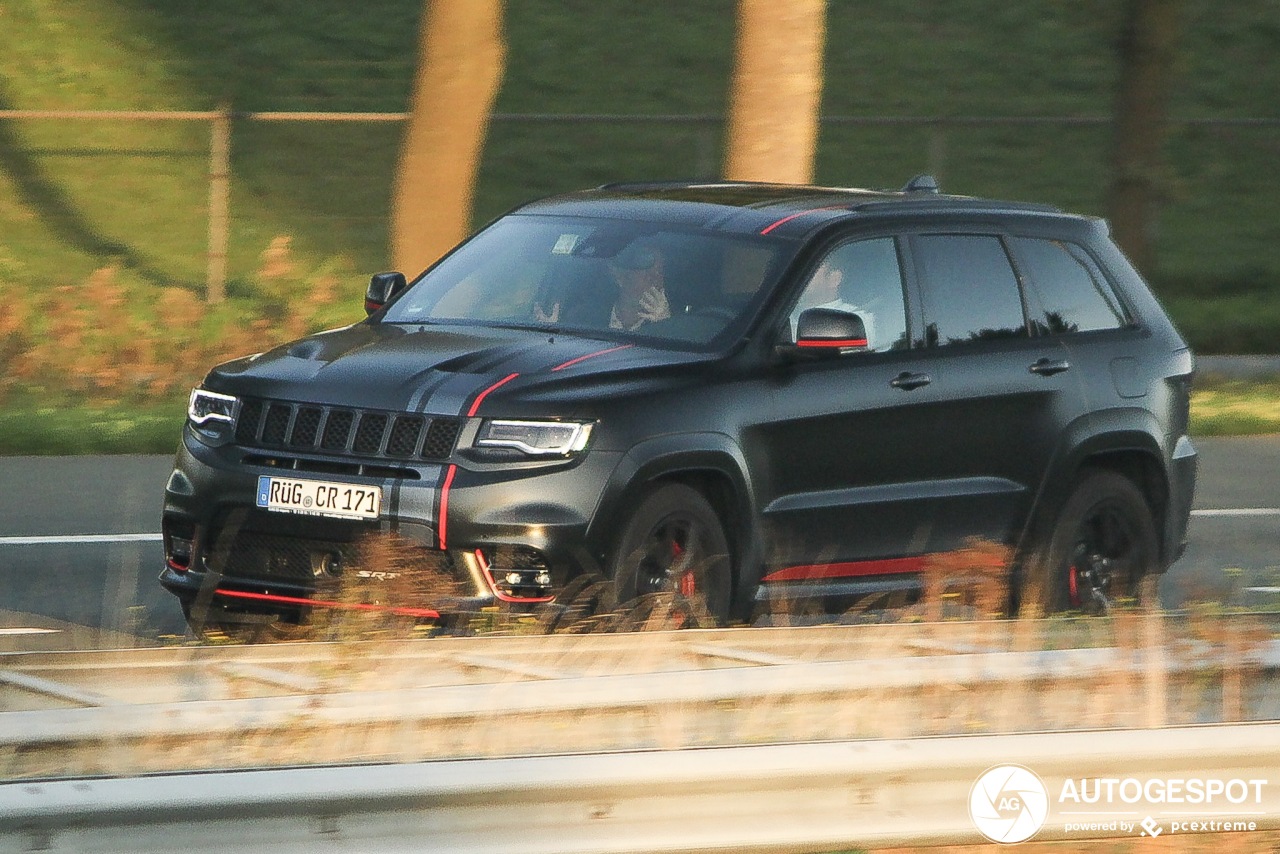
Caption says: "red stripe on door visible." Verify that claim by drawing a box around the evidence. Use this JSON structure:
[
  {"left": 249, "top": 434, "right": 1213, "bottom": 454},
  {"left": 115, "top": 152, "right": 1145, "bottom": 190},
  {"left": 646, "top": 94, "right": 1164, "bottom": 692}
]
[{"left": 761, "top": 555, "right": 928, "bottom": 583}]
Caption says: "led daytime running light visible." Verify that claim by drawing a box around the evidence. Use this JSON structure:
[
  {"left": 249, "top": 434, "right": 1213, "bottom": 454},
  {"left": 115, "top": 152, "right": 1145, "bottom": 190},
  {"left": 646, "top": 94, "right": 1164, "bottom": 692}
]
[
  {"left": 188, "top": 388, "right": 240, "bottom": 426},
  {"left": 477, "top": 420, "right": 593, "bottom": 456}
]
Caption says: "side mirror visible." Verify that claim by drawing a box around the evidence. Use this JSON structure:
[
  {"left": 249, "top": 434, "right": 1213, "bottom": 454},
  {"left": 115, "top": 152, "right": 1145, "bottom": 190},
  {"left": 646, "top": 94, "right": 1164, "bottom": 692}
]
[
  {"left": 365, "top": 271, "right": 407, "bottom": 315},
  {"left": 790, "top": 308, "right": 868, "bottom": 356}
]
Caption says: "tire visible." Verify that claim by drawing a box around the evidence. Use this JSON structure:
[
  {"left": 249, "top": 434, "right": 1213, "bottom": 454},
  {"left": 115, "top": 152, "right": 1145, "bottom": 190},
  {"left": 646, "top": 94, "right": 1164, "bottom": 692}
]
[
  {"left": 183, "top": 595, "right": 319, "bottom": 643},
  {"left": 1030, "top": 470, "right": 1158, "bottom": 614},
  {"left": 185, "top": 606, "right": 313, "bottom": 644},
  {"left": 607, "top": 483, "right": 733, "bottom": 627}
]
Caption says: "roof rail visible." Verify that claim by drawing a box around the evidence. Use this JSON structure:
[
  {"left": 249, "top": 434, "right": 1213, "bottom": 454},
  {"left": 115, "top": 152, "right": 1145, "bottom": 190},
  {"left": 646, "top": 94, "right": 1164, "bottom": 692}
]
[{"left": 853, "top": 197, "right": 1062, "bottom": 214}]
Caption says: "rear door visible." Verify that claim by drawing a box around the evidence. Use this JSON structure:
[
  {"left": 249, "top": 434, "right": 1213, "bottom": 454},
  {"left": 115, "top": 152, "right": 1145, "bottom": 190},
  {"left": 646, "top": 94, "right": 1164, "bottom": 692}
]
[{"left": 900, "top": 230, "right": 1091, "bottom": 555}]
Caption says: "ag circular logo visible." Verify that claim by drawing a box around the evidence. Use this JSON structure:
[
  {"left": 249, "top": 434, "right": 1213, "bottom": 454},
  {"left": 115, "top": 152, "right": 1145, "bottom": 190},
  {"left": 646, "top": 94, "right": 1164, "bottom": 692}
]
[{"left": 969, "top": 764, "right": 1049, "bottom": 844}]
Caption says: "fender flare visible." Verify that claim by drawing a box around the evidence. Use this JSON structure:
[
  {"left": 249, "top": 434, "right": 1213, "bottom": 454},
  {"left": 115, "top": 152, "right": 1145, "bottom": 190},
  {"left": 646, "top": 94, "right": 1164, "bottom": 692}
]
[
  {"left": 588, "top": 432, "right": 762, "bottom": 616},
  {"left": 1030, "top": 406, "right": 1173, "bottom": 565}
]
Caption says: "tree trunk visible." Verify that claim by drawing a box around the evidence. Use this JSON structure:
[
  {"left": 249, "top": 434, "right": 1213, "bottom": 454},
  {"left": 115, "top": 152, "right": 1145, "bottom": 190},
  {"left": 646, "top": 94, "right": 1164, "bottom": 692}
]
[
  {"left": 723, "top": 0, "right": 827, "bottom": 185},
  {"left": 1107, "top": 0, "right": 1181, "bottom": 275},
  {"left": 391, "top": 0, "right": 505, "bottom": 274}
]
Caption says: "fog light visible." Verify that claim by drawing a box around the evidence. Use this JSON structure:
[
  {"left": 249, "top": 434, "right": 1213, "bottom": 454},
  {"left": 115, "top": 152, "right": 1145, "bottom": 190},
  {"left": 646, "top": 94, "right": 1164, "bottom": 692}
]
[
  {"left": 535, "top": 571, "right": 551, "bottom": 586},
  {"left": 505, "top": 572, "right": 523, "bottom": 586},
  {"left": 312, "top": 551, "right": 343, "bottom": 577},
  {"left": 167, "top": 536, "right": 193, "bottom": 571}
]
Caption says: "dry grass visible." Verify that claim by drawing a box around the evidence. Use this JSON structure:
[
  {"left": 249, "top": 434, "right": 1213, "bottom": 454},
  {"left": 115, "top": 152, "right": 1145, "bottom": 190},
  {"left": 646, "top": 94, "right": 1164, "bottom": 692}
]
[{"left": 0, "top": 236, "right": 350, "bottom": 408}]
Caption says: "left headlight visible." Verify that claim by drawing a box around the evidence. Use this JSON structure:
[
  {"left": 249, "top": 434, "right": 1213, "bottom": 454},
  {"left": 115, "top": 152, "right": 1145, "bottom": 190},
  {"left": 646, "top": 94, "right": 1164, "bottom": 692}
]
[
  {"left": 188, "top": 388, "right": 240, "bottom": 427},
  {"left": 476, "top": 419, "right": 593, "bottom": 456}
]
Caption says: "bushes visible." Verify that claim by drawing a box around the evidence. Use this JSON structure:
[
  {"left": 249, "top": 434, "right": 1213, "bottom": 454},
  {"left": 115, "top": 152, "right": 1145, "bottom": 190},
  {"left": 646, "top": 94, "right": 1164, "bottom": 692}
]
[{"left": 0, "top": 236, "right": 360, "bottom": 408}]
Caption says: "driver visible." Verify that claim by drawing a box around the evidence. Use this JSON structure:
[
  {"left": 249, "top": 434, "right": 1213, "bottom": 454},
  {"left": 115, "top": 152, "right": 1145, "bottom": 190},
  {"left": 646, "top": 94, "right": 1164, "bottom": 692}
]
[
  {"left": 533, "top": 238, "right": 672, "bottom": 331},
  {"left": 606, "top": 240, "right": 671, "bottom": 331}
]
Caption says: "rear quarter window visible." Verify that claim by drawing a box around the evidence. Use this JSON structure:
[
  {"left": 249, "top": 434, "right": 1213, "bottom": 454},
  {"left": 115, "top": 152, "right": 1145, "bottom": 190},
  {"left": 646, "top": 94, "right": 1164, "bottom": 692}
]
[{"left": 1012, "top": 237, "right": 1128, "bottom": 334}]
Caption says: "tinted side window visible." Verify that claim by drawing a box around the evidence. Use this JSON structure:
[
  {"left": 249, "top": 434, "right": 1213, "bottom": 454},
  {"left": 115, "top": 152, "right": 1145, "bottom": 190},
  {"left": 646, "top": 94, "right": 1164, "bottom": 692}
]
[
  {"left": 914, "top": 235, "right": 1027, "bottom": 346},
  {"left": 788, "top": 237, "right": 909, "bottom": 352},
  {"left": 1012, "top": 237, "right": 1128, "bottom": 334}
]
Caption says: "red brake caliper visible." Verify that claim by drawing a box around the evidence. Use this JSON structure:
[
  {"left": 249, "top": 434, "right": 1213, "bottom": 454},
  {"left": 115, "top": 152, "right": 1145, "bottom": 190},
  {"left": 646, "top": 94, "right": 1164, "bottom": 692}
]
[
  {"left": 1068, "top": 565, "right": 1080, "bottom": 606},
  {"left": 673, "top": 540, "right": 696, "bottom": 596}
]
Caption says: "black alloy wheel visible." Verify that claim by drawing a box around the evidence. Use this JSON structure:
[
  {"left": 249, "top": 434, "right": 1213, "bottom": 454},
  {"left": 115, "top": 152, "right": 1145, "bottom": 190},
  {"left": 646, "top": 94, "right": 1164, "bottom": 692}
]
[
  {"left": 1037, "top": 470, "right": 1158, "bottom": 614},
  {"left": 608, "top": 483, "right": 732, "bottom": 626}
]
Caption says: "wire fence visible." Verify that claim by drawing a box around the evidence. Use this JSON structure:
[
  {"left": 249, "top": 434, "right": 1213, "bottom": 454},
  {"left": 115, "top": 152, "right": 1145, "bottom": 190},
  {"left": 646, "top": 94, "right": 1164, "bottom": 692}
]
[{"left": 1, "top": 109, "right": 1277, "bottom": 302}]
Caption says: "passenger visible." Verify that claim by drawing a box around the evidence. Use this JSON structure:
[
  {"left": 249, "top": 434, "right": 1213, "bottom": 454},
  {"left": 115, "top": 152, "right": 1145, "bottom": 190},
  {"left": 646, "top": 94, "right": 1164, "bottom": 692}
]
[{"left": 790, "top": 257, "right": 877, "bottom": 346}]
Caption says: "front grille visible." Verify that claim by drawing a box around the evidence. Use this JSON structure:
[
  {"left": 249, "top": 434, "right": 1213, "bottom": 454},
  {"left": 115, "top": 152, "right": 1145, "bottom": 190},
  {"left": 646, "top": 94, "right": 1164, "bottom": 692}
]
[
  {"left": 353, "top": 413, "right": 388, "bottom": 455},
  {"left": 387, "top": 416, "right": 424, "bottom": 457},
  {"left": 234, "top": 397, "right": 462, "bottom": 464}
]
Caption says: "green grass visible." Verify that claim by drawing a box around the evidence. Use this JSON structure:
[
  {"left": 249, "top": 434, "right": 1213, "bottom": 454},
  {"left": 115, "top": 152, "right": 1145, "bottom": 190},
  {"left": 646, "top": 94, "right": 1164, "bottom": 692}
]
[
  {"left": 1190, "top": 377, "right": 1280, "bottom": 437},
  {"left": 0, "top": 0, "right": 1278, "bottom": 442},
  {"left": 0, "top": 398, "right": 183, "bottom": 455}
]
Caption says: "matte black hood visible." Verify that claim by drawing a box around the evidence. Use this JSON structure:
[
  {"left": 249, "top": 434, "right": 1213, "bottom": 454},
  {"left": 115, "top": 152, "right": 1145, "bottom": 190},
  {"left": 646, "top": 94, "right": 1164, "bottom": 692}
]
[{"left": 203, "top": 322, "right": 714, "bottom": 416}]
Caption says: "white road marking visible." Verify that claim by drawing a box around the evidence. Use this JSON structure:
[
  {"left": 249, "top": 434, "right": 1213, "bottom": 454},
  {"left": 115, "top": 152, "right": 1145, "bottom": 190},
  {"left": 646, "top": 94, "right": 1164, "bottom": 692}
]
[
  {"left": 0, "top": 628, "right": 61, "bottom": 635},
  {"left": 0, "top": 533, "right": 163, "bottom": 545},
  {"left": 1191, "top": 508, "right": 1280, "bottom": 517}
]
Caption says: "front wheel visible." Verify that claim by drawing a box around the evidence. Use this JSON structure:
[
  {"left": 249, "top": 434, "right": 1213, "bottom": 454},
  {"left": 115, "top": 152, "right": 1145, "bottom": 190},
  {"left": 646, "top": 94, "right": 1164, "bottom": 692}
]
[
  {"left": 1030, "top": 470, "right": 1159, "bottom": 614},
  {"left": 607, "top": 483, "right": 733, "bottom": 627}
]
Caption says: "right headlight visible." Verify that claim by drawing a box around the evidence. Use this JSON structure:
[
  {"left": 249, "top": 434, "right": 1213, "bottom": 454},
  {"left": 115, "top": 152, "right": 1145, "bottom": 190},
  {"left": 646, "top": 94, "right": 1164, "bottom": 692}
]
[
  {"left": 476, "top": 419, "right": 593, "bottom": 456},
  {"left": 188, "top": 388, "right": 240, "bottom": 429}
]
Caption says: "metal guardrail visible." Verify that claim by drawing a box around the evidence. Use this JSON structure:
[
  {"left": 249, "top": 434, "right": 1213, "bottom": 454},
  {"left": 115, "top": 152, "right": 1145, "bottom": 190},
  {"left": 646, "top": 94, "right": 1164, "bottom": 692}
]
[
  {"left": 3, "top": 723, "right": 1278, "bottom": 853},
  {"left": 3, "top": 617, "right": 1277, "bottom": 779}
]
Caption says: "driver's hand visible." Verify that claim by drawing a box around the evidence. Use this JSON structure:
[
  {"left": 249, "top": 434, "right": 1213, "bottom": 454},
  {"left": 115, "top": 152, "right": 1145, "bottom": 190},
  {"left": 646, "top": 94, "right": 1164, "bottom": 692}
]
[
  {"left": 637, "top": 287, "right": 670, "bottom": 323},
  {"left": 534, "top": 301, "right": 560, "bottom": 323}
]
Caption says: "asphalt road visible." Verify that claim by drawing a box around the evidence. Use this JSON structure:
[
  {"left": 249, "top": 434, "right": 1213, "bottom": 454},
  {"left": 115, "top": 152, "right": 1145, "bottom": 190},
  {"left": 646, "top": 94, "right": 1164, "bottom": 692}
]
[{"left": 0, "top": 437, "right": 1276, "bottom": 649}]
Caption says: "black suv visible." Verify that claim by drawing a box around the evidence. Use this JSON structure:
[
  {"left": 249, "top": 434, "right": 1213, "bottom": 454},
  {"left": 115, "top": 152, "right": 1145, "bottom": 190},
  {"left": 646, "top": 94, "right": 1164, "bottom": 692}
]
[{"left": 162, "top": 177, "right": 1197, "bottom": 634}]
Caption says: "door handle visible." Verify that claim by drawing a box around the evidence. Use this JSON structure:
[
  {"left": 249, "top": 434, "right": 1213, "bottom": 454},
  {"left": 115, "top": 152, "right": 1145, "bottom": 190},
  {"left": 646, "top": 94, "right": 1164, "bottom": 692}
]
[
  {"left": 890, "top": 371, "right": 932, "bottom": 391},
  {"left": 1029, "top": 358, "right": 1071, "bottom": 377}
]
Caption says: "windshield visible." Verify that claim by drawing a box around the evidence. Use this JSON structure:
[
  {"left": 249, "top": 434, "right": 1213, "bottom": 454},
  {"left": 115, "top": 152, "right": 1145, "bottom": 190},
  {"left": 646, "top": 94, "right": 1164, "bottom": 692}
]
[{"left": 381, "top": 214, "right": 793, "bottom": 349}]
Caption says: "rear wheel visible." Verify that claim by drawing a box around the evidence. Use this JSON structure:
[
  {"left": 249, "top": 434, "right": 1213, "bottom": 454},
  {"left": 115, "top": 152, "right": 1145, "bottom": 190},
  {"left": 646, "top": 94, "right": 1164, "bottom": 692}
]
[
  {"left": 607, "top": 483, "right": 732, "bottom": 627},
  {"left": 1033, "top": 470, "right": 1158, "bottom": 614}
]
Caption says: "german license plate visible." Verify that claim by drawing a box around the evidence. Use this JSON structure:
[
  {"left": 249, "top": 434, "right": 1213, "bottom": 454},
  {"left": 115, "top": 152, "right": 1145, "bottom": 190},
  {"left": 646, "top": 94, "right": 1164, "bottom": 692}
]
[{"left": 256, "top": 475, "right": 381, "bottom": 521}]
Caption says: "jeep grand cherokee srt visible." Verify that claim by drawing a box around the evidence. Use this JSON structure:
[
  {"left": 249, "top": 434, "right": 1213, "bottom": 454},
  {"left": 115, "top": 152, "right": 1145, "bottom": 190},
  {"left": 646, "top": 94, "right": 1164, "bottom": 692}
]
[{"left": 161, "top": 177, "right": 1197, "bottom": 635}]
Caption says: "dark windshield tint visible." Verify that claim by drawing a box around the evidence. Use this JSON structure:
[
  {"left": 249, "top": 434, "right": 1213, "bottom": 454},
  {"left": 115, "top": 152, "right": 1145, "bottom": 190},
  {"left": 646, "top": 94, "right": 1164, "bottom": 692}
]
[{"left": 383, "top": 215, "right": 792, "bottom": 349}]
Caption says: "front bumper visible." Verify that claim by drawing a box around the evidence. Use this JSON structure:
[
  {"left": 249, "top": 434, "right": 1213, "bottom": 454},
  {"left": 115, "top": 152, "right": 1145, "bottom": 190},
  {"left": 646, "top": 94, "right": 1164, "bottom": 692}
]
[{"left": 161, "top": 426, "right": 621, "bottom": 623}]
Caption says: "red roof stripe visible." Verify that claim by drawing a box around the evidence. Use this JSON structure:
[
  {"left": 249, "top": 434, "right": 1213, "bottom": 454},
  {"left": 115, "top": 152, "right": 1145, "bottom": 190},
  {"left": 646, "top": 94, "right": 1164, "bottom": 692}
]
[{"left": 759, "top": 205, "right": 848, "bottom": 235}]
